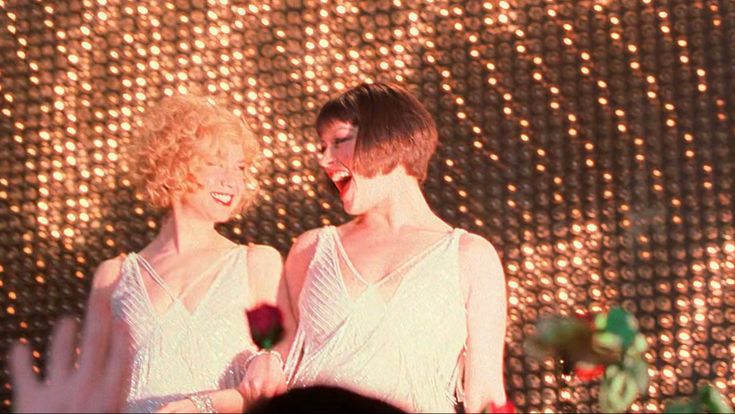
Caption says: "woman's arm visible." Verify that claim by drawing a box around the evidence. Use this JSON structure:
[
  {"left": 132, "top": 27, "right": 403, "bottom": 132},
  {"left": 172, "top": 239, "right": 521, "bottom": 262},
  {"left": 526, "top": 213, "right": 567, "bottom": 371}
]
[
  {"left": 459, "top": 234, "right": 509, "bottom": 412},
  {"left": 246, "top": 244, "right": 293, "bottom": 358},
  {"left": 279, "top": 228, "right": 320, "bottom": 349},
  {"left": 236, "top": 231, "right": 320, "bottom": 408},
  {"left": 247, "top": 229, "right": 320, "bottom": 361},
  {"left": 155, "top": 389, "right": 244, "bottom": 413},
  {"left": 84, "top": 256, "right": 125, "bottom": 339}
]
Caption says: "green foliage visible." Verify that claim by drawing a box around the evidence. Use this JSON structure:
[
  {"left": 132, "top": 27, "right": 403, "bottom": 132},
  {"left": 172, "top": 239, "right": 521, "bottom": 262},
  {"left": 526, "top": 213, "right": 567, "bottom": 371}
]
[
  {"left": 525, "top": 307, "right": 649, "bottom": 413},
  {"left": 664, "top": 385, "right": 734, "bottom": 414}
]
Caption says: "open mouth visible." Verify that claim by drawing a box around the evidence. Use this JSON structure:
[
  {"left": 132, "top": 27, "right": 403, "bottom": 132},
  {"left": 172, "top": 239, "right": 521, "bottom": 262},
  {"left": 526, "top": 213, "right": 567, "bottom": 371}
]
[
  {"left": 329, "top": 170, "right": 353, "bottom": 198},
  {"left": 210, "top": 192, "right": 234, "bottom": 207}
]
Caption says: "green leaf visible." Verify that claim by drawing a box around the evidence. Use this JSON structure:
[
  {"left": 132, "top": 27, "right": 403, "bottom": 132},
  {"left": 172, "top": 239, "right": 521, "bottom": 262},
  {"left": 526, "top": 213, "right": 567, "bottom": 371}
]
[
  {"left": 624, "top": 355, "right": 649, "bottom": 393},
  {"left": 604, "top": 307, "right": 638, "bottom": 350},
  {"left": 664, "top": 400, "right": 701, "bottom": 413},
  {"left": 664, "top": 384, "right": 734, "bottom": 414},
  {"left": 592, "top": 331, "right": 623, "bottom": 356},
  {"left": 600, "top": 371, "right": 640, "bottom": 413},
  {"left": 701, "top": 385, "right": 735, "bottom": 414}
]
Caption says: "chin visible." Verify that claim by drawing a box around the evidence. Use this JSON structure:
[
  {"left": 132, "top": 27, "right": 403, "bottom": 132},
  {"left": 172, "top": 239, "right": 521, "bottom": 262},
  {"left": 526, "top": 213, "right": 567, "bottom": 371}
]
[
  {"left": 210, "top": 210, "right": 233, "bottom": 223},
  {"left": 341, "top": 199, "right": 371, "bottom": 216},
  {"left": 340, "top": 199, "right": 356, "bottom": 216},
  {"left": 342, "top": 206, "right": 358, "bottom": 216}
]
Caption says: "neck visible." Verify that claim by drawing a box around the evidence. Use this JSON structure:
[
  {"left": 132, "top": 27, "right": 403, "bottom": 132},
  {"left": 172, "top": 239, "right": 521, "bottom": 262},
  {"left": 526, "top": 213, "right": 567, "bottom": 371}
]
[
  {"left": 152, "top": 204, "right": 222, "bottom": 255},
  {"left": 358, "top": 176, "right": 441, "bottom": 233}
]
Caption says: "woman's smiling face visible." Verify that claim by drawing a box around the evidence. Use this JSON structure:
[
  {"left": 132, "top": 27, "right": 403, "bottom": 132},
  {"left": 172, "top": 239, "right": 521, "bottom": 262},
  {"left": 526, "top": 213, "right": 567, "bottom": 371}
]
[
  {"left": 317, "top": 121, "right": 399, "bottom": 216},
  {"left": 178, "top": 140, "right": 248, "bottom": 223}
]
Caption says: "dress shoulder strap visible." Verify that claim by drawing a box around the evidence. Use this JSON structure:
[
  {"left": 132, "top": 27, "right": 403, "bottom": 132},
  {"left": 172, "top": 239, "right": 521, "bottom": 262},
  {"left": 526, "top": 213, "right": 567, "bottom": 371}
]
[
  {"left": 300, "top": 226, "right": 343, "bottom": 298},
  {"left": 133, "top": 253, "right": 178, "bottom": 301},
  {"left": 116, "top": 253, "right": 139, "bottom": 289},
  {"left": 309, "top": 226, "right": 340, "bottom": 266}
]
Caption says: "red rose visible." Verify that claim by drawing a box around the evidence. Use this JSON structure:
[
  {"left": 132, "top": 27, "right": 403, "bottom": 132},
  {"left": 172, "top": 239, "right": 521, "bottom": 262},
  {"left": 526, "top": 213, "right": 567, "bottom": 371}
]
[
  {"left": 574, "top": 362, "right": 605, "bottom": 381},
  {"left": 485, "top": 400, "right": 515, "bottom": 413},
  {"left": 246, "top": 304, "right": 284, "bottom": 349}
]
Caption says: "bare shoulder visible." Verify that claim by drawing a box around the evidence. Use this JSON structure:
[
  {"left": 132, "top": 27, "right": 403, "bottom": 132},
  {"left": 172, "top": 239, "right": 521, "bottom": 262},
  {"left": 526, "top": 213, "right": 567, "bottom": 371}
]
[
  {"left": 289, "top": 227, "right": 322, "bottom": 255},
  {"left": 459, "top": 231, "right": 501, "bottom": 262},
  {"left": 246, "top": 243, "right": 283, "bottom": 267},
  {"left": 245, "top": 244, "right": 283, "bottom": 305},
  {"left": 92, "top": 255, "right": 126, "bottom": 291},
  {"left": 87, "top": 255, "right": 126, "bottom": 310},
  {"left": 246, "top": 243, "right": 283, "bottom": 279},
  {"left": 283, "top": 227, "right": 324, "bottom": 287},
  {"left": 458, "top": 232, "right": 505, "bottom": 295}
]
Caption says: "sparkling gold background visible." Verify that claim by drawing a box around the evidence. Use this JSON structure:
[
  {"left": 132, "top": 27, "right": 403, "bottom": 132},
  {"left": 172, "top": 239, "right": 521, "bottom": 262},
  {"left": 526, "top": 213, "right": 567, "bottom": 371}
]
[{"left": 1, "top": 0, "right": 734, "bottom": 411}]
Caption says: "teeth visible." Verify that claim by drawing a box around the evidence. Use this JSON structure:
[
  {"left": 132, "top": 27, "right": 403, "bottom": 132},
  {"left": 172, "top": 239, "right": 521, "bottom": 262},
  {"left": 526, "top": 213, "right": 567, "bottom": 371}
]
[
  {"left": 210, "top": 192, "right": 233, "bottom": 204},
  {"left": 331, "top": 171, "right": 351, "bottom": 181}
]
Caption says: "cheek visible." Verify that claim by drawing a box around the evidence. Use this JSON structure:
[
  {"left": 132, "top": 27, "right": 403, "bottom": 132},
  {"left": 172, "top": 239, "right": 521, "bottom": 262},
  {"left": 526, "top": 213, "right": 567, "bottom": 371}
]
[
  {"left": 193, "top": 168, "right": 216, "bottom": 186},
  {"left": 201, "top": 175, "right": 217, "bottom": 188},
  {"left": 232, "top": 170, "right": 247, "bottom": 187},
  {"left": 235, "top": 179, "right": 246, "bottom": 195},
  {"left": 334, "top": 147, "right": 355, "bottom": 166}
]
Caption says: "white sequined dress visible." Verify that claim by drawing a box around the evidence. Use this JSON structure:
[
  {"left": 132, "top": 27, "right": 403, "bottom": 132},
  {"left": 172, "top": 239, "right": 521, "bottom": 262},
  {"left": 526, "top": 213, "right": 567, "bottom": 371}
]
[
  {"left": 111, "top": 246, "right": 257, "bottom": 412},
  {"left": 285, "top": 226, "right": 468, "bottom": 413}
]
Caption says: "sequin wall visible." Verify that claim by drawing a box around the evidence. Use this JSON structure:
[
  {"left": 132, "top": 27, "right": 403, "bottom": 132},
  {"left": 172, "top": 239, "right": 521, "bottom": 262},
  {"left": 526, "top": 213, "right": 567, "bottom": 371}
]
[{"left": 1, "top": 0, "right": 734, "bottom": 411}]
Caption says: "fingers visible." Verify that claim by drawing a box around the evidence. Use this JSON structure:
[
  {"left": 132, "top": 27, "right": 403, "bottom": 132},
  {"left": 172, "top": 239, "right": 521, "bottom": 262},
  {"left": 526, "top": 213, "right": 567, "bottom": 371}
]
[
  {"left": 263, "top": 379, "right": 286, "bottom": 398},
  {"left": 47, "top": 318, "right": 80, "bottom": 383},
  {"left": 8, "top": 342, "right": 37, "bottom": 404},
  {"left": 276, "top": 378, "right": 287, "bottom": 395},
  {"left": 238, "top": 381, "right": 255, "bottom": 405},
  {"left": 255, "top": 377, "right": 282, "bottom": 398},
  {"left": 240, "top": 379, "right": 268, "bottom": 407},
  {"left": 240, "top": 378, "right": 284, "bottom": 405},
  {"left": 241, "top": 358, "right": 288, "bottom": 402},
  {"left": 99, "top": 321, "right": 133, "bottom": 412},
  {"left": 77, "top": 309, "right": 112, "bottom": 381}
]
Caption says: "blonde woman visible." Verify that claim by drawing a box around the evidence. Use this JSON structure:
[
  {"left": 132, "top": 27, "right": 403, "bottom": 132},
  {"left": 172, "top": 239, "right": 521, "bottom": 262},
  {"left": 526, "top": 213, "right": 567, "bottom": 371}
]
[{"left": 83, "top": 95, "right": 285, "bottom": 412}]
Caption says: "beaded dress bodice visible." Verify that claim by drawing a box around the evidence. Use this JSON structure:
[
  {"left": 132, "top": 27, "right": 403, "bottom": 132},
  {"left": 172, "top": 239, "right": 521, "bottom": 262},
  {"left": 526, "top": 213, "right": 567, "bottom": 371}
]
[
  {"left": 285, "top": 226, "right": 468, "bottom": 413},
  {"left": 111, "top": 247, "right": 257, "bottom": 413}
]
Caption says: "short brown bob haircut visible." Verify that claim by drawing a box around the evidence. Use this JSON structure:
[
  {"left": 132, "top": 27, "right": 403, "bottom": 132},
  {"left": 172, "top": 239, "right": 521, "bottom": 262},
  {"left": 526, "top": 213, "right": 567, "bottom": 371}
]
[
  {"left": 316, "top": 82, "right": 438, "bottom": 182},
  {"left": 132, "top": 94, "right": 260, "bottom": 212}
]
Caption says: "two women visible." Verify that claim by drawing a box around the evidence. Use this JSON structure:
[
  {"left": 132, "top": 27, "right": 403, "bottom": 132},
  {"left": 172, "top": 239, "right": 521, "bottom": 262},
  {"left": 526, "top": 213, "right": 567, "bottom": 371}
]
[{"left": 11, "top": 84, "right": 508, "bottom": 413}]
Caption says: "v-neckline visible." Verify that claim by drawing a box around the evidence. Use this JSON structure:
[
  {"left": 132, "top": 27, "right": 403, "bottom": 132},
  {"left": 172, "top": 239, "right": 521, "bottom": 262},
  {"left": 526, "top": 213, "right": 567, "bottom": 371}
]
[
  {"left": 131, "top": 246, "right": 241, "bottom": 319},
  {"left": 330, "top": 226, "right": 455, "bottom": 292}
]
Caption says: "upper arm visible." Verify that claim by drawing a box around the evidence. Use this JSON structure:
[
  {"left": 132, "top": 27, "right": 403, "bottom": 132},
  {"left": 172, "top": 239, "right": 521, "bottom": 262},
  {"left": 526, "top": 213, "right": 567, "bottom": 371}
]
[
  {"left": 459, "top": 233, "right": 508, "bottom": 410},
  {"left": 282, "top": 228, "right": 320, "bottom": 322},
  {"left": 459, "top": 233, "right": 506, "bottom": 317},
  {"left": 86, "top": 256, "right": 125, "bottom": 321},
  {"left": 246, "top": 244, "right": 283, "bottom": 306},
  {"left": 261, "top": 229, "right": 319, "bottom": 357}
]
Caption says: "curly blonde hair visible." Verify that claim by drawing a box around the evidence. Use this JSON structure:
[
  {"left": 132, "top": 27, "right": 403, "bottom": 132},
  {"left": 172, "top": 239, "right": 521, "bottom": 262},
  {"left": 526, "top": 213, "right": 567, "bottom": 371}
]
[{"left": 132, "top": 94, "right": 260, "bottom": 213}]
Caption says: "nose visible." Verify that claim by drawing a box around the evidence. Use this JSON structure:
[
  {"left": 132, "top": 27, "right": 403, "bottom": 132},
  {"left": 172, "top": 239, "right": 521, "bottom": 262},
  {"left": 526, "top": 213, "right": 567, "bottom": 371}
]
[
  {"left": 318, "top": 145, "right": 334, "bottom": 168},
  {"left": 220, "top": 167, "right": 241, "bottom": 189}
]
